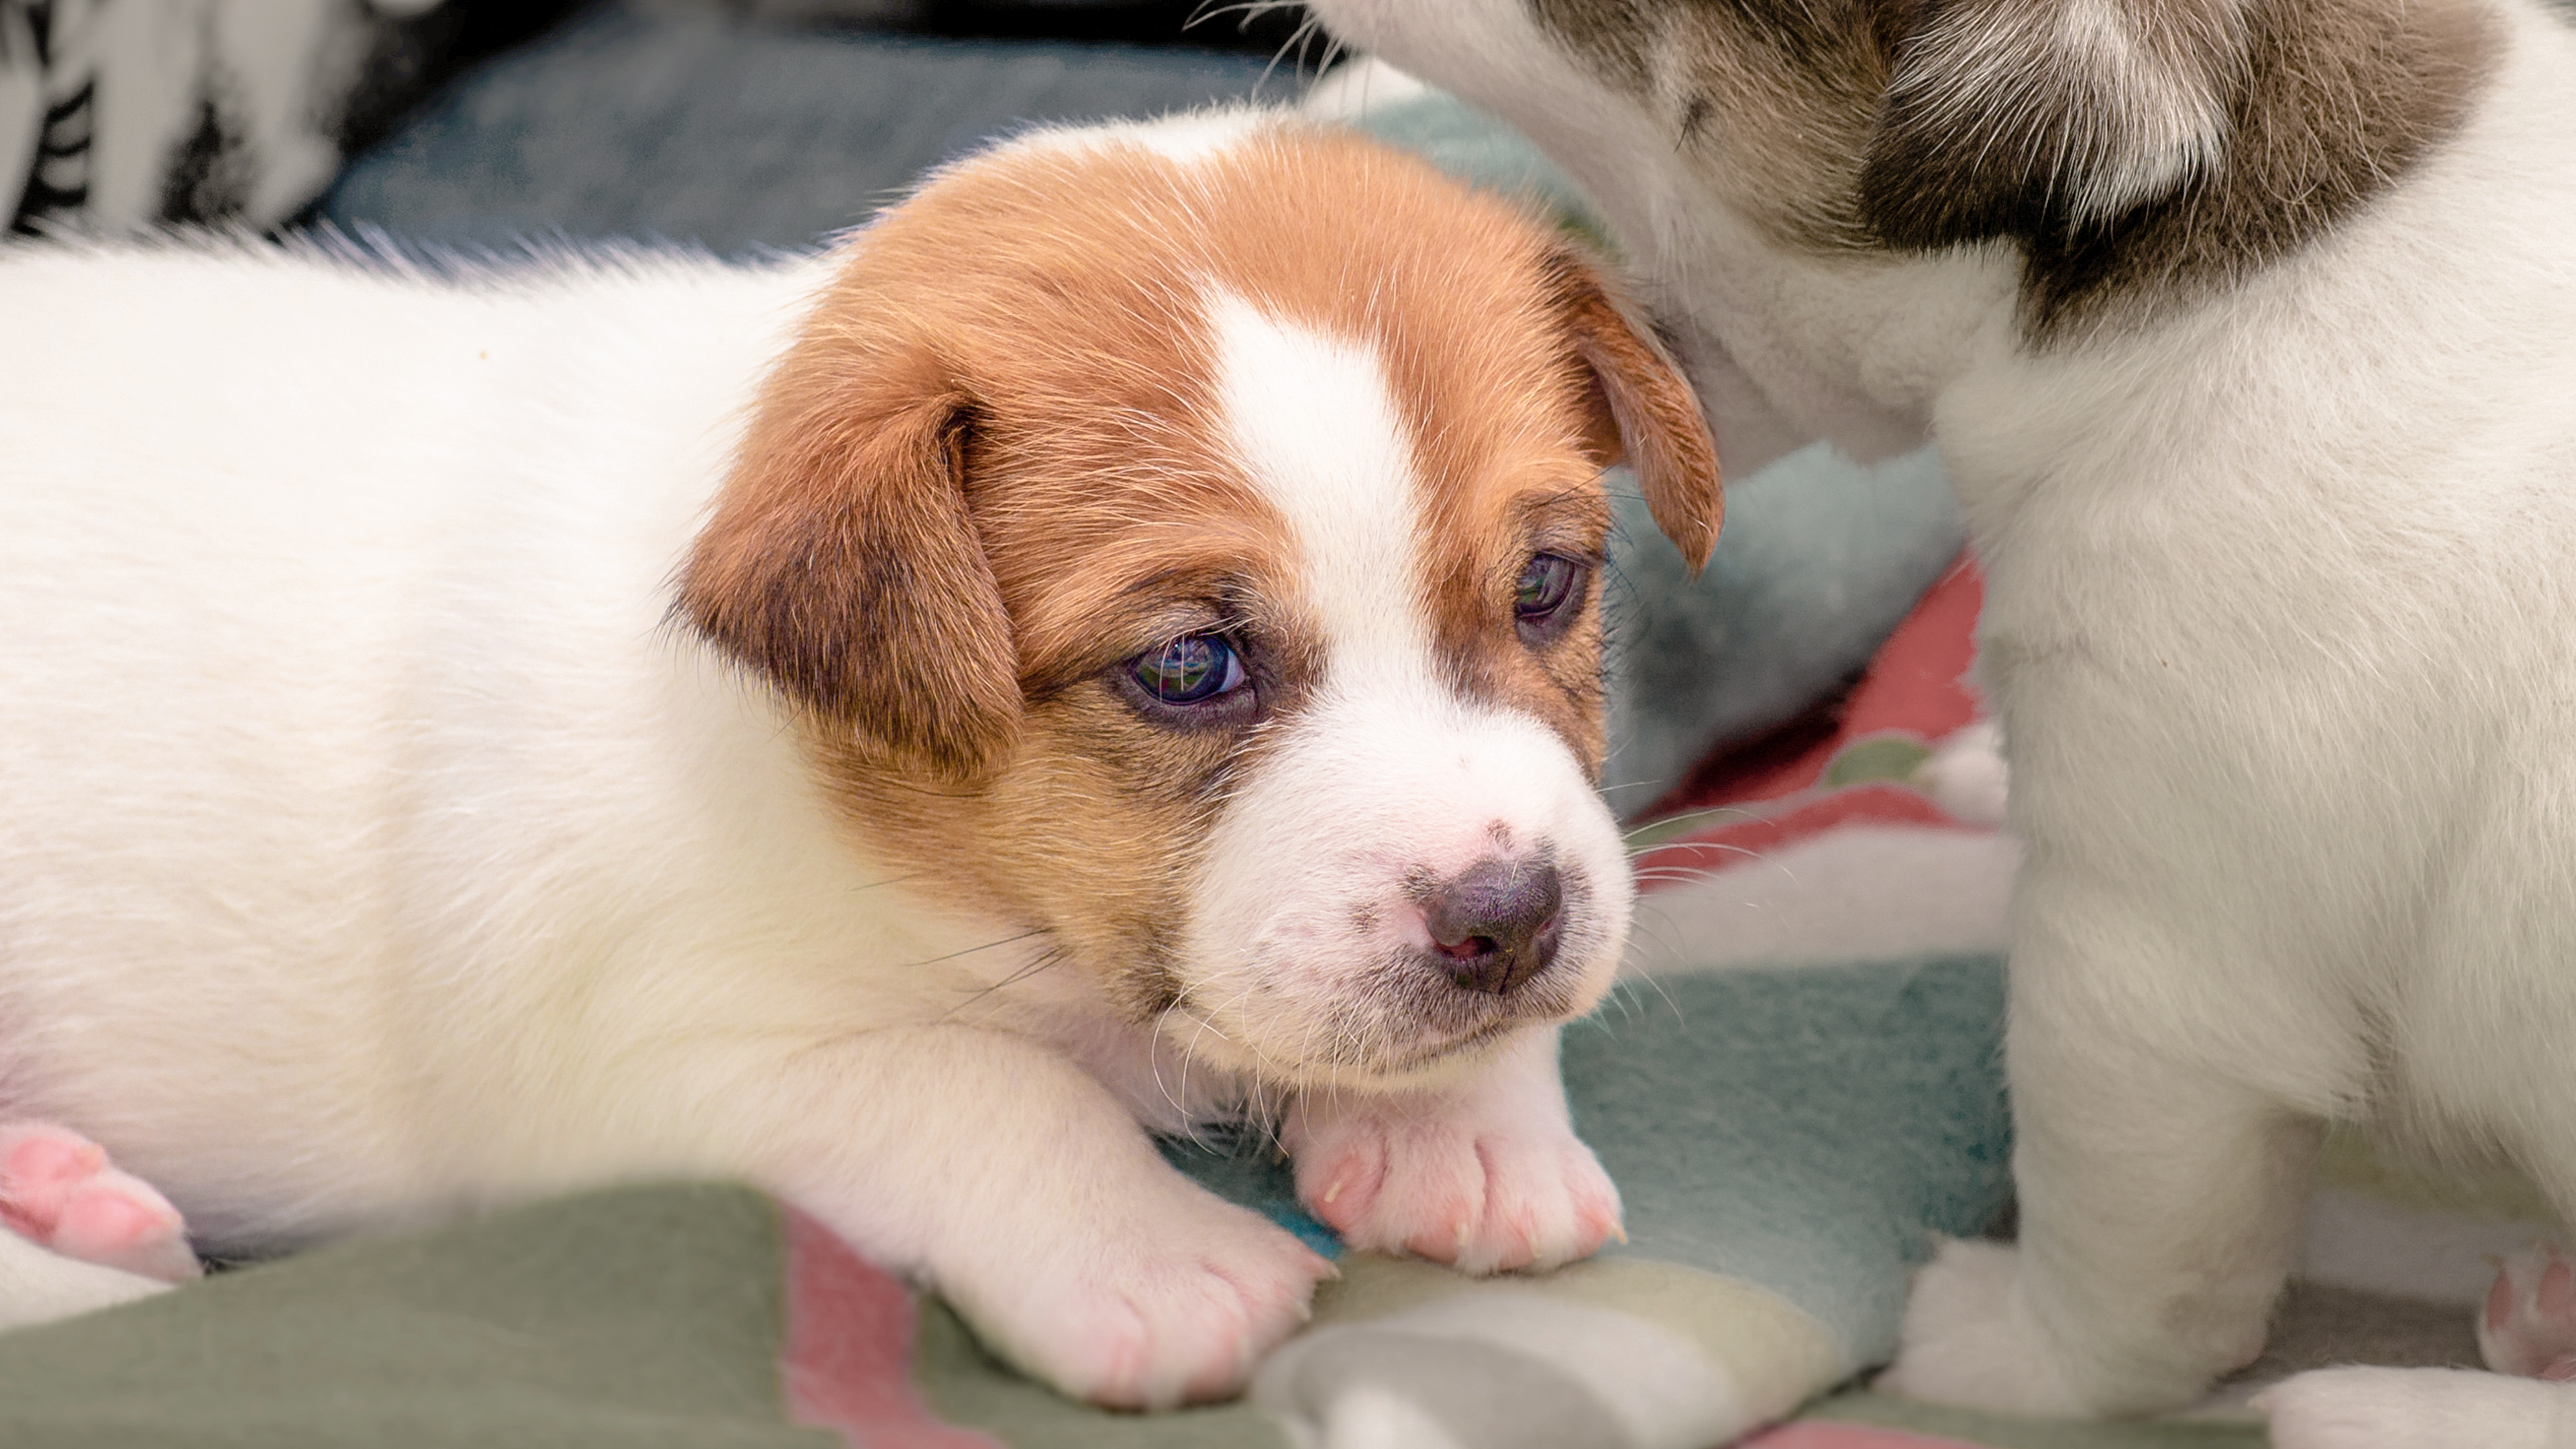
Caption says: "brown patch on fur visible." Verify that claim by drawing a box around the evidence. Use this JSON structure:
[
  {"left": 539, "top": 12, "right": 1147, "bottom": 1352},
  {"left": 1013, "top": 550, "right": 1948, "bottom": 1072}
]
[
  {"left": 1534, "top": 0, "right": 1900, "bottom": 250},
  {"left": 679, "top": 351, "right": 1016, "bottom": 780},
  {"left": 1529, "top": 0, "right": 2504, "bottom": 338},
  {"left": 2037, "top": 0, "right": 2501, "bottom": 337},
  {"left": 1542, "top": 247, "right": 1721, "bottom": 568},
  {"left": 683, "top": 121, "right": 1719, "bottom": 1019},
  {"left": 1864, "top": 0, "right": 2504, "bottom": 338}
]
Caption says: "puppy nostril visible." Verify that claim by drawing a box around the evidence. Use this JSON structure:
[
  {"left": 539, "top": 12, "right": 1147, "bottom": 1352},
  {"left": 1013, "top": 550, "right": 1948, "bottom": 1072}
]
[{"left": 1421, "top": 857, "right": 1563, "bottom": 995}]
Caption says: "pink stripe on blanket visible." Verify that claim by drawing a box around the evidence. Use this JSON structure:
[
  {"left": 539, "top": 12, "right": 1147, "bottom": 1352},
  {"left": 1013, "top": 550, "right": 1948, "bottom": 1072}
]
[
  {"left": 782, "top": 1208, "right": 1004, "bottom": 1449},
  {"left": 1634, "top": 555, "right": 1992, "bottom": 892},
  {"left": 1740, "top": 1422, "right": 1993, "bottom": 1449}
]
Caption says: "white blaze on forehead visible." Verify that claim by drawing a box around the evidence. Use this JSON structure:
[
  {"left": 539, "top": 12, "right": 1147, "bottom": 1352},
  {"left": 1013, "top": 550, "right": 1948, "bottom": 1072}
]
[
  {"left": 1205, "top": 288, "right": 1435, "bottom": 676},
  {"left": 1177, "top": 291, "right": 1637, "bottom": 1085}
]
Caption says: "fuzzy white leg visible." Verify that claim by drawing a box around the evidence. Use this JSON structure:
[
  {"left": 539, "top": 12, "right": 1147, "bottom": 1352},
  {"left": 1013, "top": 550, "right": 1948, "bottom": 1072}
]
[
  {"left": 1880, "top": 916, "right": 2315, "bottom": 1414},
  {"left": 2257, "top": 1366, "right": 2576, "bottom": 1449},
  {"left": 696, "top": 1025, "right": 1333, "bottom": 1411},
  {"left": 1879, "top": 1237, "right": 2094, "bottom": 1413},
  {"left": 1283, "top": 1026, "right": 1621, "bottom": 1275}
]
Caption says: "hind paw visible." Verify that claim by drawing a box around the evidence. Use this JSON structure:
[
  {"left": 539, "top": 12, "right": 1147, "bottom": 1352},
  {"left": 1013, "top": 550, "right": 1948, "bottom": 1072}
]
[
  {"left": 2478, "top": 1240, "right": 2576, "bottom": 1381},
  {"left": 0, "top": 1123, "right": 200, "bottom": 1284}
]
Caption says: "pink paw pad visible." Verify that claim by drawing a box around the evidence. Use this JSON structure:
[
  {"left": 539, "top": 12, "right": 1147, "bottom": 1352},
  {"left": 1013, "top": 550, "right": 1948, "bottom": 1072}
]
[
  {"left": 0, "top": 1124, "right": 199, "bottom": 1284},
  {"left": 2477, "top": 1240, "right": 2576, "bottom": 1381}
]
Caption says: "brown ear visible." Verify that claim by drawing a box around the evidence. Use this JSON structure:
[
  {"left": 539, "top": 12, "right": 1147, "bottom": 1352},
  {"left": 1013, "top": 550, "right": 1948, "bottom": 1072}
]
[
  {"left": 678, "top": 342, "right": 1019, "bottom": 781},
  {"left": 1542, "top": 246, "right": 1723, "bottom": 572}
]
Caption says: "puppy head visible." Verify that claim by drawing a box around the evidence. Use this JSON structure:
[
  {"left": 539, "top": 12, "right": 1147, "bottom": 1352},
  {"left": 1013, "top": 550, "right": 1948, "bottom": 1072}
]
[
  {"left": 680, "top": 115, "right": 1719, "bottom": 1088},
  {"left": 1309, "top": 0, "right": 2498, "bottom": 338}
]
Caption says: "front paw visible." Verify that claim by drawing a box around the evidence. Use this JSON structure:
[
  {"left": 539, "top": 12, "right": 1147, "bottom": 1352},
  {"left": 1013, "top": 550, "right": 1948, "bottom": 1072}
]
[
  {"left": 2256, "top": 1366, "right": 2565, "bottom": 1449},
  {"left": 1878, "top": 1238, "right": 2092, "bottom": 1415},
  {"left": 2477, "top": 1240, "right": 2576, "bottom": 1380},
  {"left": 944, "top": 1185, "right": 1334, "bottom": 1411},
  {"left": 1285, "top": 1093, "right": 1621, "bottom": 1275}
]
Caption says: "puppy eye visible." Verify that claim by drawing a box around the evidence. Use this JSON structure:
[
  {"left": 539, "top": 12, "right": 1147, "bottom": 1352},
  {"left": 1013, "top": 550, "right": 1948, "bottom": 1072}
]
[
  {"left": 1514, "top": 553, "right": 1582, "bottom": 639},
  {"left": 1130, "top": 633, "right": 1246, "bottom": 706}
]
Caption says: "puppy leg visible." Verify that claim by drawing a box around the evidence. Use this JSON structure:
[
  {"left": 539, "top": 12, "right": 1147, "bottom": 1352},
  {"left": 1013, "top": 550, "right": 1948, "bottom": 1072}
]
[
  {"left": 0, "top": 1122, "right": 200, "bottom": 1284},
  {"left": 1283, "top": 1026, "right": 1621, "bottom": 1274},
  {"left": 2256, "top": 1366, "right": 2576, "bottom": 1449},
  {"left": 710, "top": 1026, "right": 1333, "bottom": 1410},
  {"left": 1880, "top": 973, "right": 2316, "bottom": 1415},
  {"left": 2251, "top": 1244, "right": 2576, "bottom": 1448}
]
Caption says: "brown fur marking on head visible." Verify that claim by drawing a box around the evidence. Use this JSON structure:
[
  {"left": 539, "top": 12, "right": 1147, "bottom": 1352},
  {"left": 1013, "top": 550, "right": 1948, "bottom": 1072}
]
[
  {"left": 678, "top": 340, "right": 1018, "bottom": 782},
  {"left": 1540, "top": 245, "right": 1721, "bottom": 570},
  {"left": 1529, "top": 0, "right": 2504, "bottom": 339},
  {"left": 1862, "top": 0, "right": 2504, "bottom": 338},
  {"left": 1534, "top": 0, "right": 1900, "bottom": 251},
  {"left": 688, "top": 119, "right": 1718, "bottom": 1011}
]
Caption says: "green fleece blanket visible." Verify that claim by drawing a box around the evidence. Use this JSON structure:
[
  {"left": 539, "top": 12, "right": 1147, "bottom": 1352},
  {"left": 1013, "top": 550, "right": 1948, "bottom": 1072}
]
[{"left": 0, "top": 956, "right": 2015, "bottom": 1449}]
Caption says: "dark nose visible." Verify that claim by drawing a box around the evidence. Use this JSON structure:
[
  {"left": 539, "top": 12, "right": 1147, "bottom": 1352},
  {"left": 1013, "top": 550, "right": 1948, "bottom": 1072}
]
[{"left": 1422, "top": 857, "right": 1563, "bottom": 996}]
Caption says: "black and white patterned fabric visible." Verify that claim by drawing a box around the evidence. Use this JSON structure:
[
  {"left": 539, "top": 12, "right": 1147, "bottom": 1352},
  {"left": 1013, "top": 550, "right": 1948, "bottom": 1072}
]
[{"left": 0, "top": 0, "right": 453, "bottom": 233}]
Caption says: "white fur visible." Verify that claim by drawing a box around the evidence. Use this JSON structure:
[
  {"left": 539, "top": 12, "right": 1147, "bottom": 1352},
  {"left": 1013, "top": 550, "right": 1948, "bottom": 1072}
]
[
  {"left": 1623, "top": 825, "right": 2017, "bottom": 974},
  {"left": 998, "top": 109, "right": 1275, "bottom": 166},
  {"left": 0, "top": 120, "right": 1631, "bottom": 1404},
  {"left": 1185, "top": 293, "right": 1633, "bottom": 1088},
  {"left": 1890, "top": 0, "right": 2243, "bottom": 222},
  {"left": 1304, "top": 0, "right": 2576, "bottom": 1438},
  {"left": 1212, "top": 290, "right": 1438, "bottom": 702}
]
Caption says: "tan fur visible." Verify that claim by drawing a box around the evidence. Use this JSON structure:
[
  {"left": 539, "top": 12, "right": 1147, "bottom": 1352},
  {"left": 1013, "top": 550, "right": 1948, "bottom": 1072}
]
[{"left": 676, "top": 122, "right": 1717, "bottom": 1025}]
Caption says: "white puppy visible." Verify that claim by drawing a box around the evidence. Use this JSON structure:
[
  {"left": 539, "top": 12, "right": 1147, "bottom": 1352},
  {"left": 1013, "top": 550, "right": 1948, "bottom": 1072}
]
[
  {"left": 0, "top": 113, "right": 1722, "bottom": 1407},
  {"left": 1300, "top": 0, "right": 2576, "bottom": 1441}
]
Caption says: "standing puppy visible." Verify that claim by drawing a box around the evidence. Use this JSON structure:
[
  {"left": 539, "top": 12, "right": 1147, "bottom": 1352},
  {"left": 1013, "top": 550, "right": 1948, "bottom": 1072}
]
[
  {"left": 1303, "top": 0, "right": 2576, "bottom": 1441},
  {"left": 0, "top": 115, "right": 1719, "bottom": 1408}
]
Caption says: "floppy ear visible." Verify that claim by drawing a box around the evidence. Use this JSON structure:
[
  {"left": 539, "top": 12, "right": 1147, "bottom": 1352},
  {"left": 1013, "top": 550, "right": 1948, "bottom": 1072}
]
[
  {"left": 1858, "top": 0, "right": 2247, "bottom": 249},
  {"left": 1541, "top": 246, "right": 1723, "bottom": 572},
  {"left": 678, "top": 341, "right": 1020, "bottom": 782}
]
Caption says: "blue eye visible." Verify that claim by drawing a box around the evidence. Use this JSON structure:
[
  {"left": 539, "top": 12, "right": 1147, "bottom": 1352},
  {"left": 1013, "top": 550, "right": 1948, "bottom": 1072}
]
[
  {"left": 1515, "top": 553, "right": 1581, "bottom": 626},
  {"left": 1130, "top": 633, "right": 1246, "bottom": 706}
]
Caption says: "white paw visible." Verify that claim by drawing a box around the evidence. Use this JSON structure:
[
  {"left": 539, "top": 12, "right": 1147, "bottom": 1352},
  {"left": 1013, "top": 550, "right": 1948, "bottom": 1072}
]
[
  {"left": 1284, "top": 1093, "right": 1621, "bottom": 1275},
  {"left": 943, "top": 1183, "right": 1333, "bottom": 1410},
  {"left": 2480, "top": 1240, "right": 2576, "bottom": 1381},
  {"left": 1876, "top": 1238, "right": 2092, "bottom": 1415},
  {"left": 2255, "top": 1366, "right": 2566, "bottom": 1449},
  {"left": 0, "top": 1122, "right": 200, "bottom": 1284},
  {"left": 1917, "top": 720, "right": 2008, "bottom": 827}
]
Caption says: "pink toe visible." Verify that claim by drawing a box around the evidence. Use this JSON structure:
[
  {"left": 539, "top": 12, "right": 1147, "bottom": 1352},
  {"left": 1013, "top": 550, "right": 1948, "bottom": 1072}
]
[
  {"left": 54, "top": 1185, "right": 176, "bottom": 1259},
  {"left": 2540, "top": 1259, "right": 2574, "bottom": 1320},
  {"left": 4, "top": 1132, "right": 105, "bottom": 1192}
]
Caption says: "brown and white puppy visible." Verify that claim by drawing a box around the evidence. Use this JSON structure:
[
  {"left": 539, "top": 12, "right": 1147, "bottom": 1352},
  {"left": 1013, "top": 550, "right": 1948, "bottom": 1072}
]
[
  {"left": 0, "top": 113, "right": 1719, "bottom": 1407},
  {"left": 1301, "top": 0, "right": 2576, "bottom": 1442}
]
